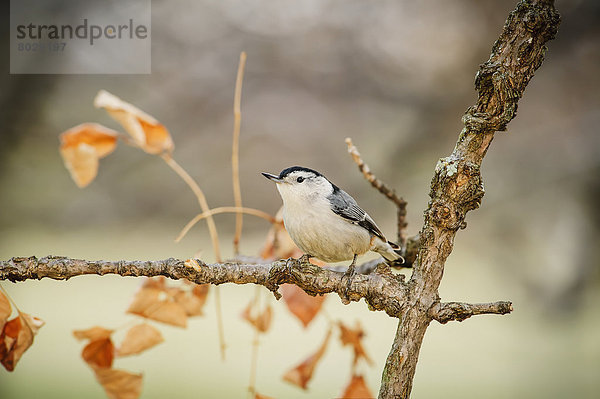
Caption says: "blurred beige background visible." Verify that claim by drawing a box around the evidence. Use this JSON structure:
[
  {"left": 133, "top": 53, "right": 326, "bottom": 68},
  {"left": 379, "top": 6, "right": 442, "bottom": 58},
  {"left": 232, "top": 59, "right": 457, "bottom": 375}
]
[{"left": 1, "top": 0, "right": 599, "bottom": 398}]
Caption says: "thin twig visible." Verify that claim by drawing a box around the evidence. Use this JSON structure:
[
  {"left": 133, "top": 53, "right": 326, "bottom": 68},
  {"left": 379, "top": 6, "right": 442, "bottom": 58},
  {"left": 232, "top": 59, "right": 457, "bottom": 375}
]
[
  {"left": 176, "top": 207, "right": 276, "bottom": 243},
  {"left": 232, "top": 51, "right": 247, "bottom": 255},
  {"left": 160, "top": 154, "right": 222, "bottom": 262},
  {"left": 159, "top": 153, "right": 227, "bottom": 360},
  {"left": 345, "top": 138, "right": 408, "bottom": 244},
  {"left": 214, "top": 283, "right": 227, "bottom": 361},
  {"left": 247, "top": 285, "right": 261, "bottom": 398}
]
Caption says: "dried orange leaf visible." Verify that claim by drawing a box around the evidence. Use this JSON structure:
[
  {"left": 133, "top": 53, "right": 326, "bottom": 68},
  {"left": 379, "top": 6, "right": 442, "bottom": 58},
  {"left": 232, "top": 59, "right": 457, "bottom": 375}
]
[
  {"left": 192, "top": 284, "right": 209, "bottom": 300},
  {"left": 0, "top": 291, "right": 11, "bottom": 331},
  {"left": 94, "top": 90, "right": 173, "bottom": 154},
  {"left": 254, "top": 393, "right": 275, "bottom": 399},
  {"left": 255, "top": 305, "right": 272, "bottom": 333},
  {"left": 282, "top": 328, "right": 332, "bottom": 390},
  {"left": 117, "top": 324, "right": 164, "bottom": 357},
  {"left": 73, "top": 326, "right": 113, "bottom": 341},
  {"left": 281, "top": 284, "right": 325, "bottom": 328},
  {"left": 173, "top": 284, "right": 209, "bottom": 317},
  {"left": 60, "top": 123, "right": 119, "bottom": 157},
  {"left": 340, "top": 374, "right": 374, "bottom": 399},
  {"left": 241, "top": 302, "right": 272, "bottom": 333},
  {"left": 0, "top": 312, "right": 44, "bottom": 371},
  {"left": 338, "top": 321, "right": 373, "bottom": 367},
  {"left": 60, "top": 143, "right": 100, "bottom": 188},
  {"left": 82, "top": 337, "right": 114, "bottom": 368},
  {"left": 142, "top": 276, "right": 166, "bottom": 290},
  {"left": 59, "top": 123, "right": 119, "bottom": 188},
  {"left": 127, "top": 287, "right": 187, "bottom": 328},
  {"left": 94, "top": 367, "right": 143, "bottom": 399},
  {"left": 19, "top": 312, "right": 44, "bottom": 335}
]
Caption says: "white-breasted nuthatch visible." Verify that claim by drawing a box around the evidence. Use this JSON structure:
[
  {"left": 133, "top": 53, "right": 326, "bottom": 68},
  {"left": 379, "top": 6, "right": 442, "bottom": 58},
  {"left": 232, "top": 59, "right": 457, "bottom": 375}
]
[{"left": 262, "top": 166, "right": 404, "bottom": 276}]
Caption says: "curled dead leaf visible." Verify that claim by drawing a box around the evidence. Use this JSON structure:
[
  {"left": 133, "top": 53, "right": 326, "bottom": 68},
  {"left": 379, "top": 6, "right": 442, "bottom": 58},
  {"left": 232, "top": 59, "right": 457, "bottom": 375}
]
[
  {"left": 282, "top": 328, "right": 332, "bottom": 390},
  {"left": 0, "top": 312, "right": 44, "bottom": 371},
  {"left": 172, "top": 284, "right": 209, "bottom": 317},
  {"left": 280, "top": 284, "right": 325, "bottom": 328},
  {"left": 338, "top": 321, "right": 373, "bottom": 367},
  {"left": 73, "top": 326, "right": 114, "bottom": 341},
  {"left": 241, "top": 302, "right": 272, "bottom": 333},
  {"left": 94, "top": 90, "right": 173, "bottom": 155},
  {"left": 254, "top": 393, "right": 275, "bottom": 399},
  {"left": 0, "top": 291, "right": 11, "bottom": 332},
  {"left": 82, "top": 337, "right": 114, "bottom": 369},
  {"left": 127, "top": 286, "right": 187, "bottom": 328},
  {"left": 94, "top": 367, "right": 143, "bottom": 399},
  {"left": 59, "top": 123, "right": 119, "bottom": 188},
  {"left": 117, "top": 323, "right": 164, "bottom": 357},
  {"left": 340, "top": 374, "right": 374, "bottom": 399},
  {"left": 142, "top": 276, "right": 166, "bottom": 290}
]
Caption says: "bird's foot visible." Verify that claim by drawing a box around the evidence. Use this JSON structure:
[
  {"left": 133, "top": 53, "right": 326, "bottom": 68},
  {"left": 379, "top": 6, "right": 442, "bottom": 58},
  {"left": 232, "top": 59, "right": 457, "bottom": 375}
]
[{"left": 299, "top": 253, "right": 312, "bottom": 264}]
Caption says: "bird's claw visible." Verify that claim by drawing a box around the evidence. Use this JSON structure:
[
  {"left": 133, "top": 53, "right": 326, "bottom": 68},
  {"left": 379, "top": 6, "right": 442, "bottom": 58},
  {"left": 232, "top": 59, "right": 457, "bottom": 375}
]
[{"left": 299, "top": 254, "right": 311, "bottom": 264}]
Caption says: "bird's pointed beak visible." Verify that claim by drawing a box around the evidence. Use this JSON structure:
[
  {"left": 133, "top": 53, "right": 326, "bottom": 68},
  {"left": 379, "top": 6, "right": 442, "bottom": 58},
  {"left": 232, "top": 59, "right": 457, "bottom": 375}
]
[{"left": 262, "top": 172, "right": 282, "bottom": 183}]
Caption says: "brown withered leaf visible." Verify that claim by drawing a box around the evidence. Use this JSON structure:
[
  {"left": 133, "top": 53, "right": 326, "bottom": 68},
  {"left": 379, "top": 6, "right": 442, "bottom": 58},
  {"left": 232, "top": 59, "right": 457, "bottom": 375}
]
[
  {"left": 127, "top": 286, "right": 187, "bottom": 328},
  {"left": 254, "top": 393, "right": 275, "bottom": 399},
  {"left": 82, "top": 337, "right": 114, "bottom": 368},
  {"left": 94, "top": 90, "right": 173, "bottom": 155},
  {"left": 73, "top": 326, "right": 113, "bottom": 341},
  {"left": 192, "top": 284, "right": 209, "bottom": 301},
  {"left": 94, "top": 367, "right": 143, "bottom": 399},
  {"left": 117, "top": 323, "right": 164, "bottom": 357},
  {"left": 20, "top": 312, "right": 45, "bottom": 334},
  {"left": 172, "top": 284, "right": 209, "bottom": 316},
  {"left": 241, "top": 302, "right": 273, "bottom": 333},
  {"left": 142, "top": 276, "right": 166, "bottom": 290},
  {"left": 280, "top": 284, "right": 325, "bottom": 328},
  {"left": 338, "top": 321, "right": 373, "bottom": 367},
  {"left": 59, "top": 123, "right": 119, "bottom": 187},
  {"left": 340, "top": 374, "right": 374, "bottom": 399},
  {"left": 0, "top": 312, "right": 45, "bottom": 371},
  {"left": 60, "top": 123, "right": 119, "bottom": 158},
  {"left": 282, "top": 328, "right": 332, "bottom": 390},
  {"left": 0, "top": 291, "right": 11, "bottom": 331}
]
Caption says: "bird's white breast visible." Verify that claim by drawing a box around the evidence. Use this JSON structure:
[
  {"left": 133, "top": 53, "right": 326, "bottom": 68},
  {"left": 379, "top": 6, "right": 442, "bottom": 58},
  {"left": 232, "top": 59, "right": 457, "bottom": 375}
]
[{"left": 278, "top": 185, "right": 371, "bottom": 263}]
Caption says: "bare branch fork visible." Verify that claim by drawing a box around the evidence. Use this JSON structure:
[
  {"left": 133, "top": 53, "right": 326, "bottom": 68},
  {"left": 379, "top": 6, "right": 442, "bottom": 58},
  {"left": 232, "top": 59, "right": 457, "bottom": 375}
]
[
  {"left": 378, "top": 0, "right": 560, "bottom": 397},
  {"left": 0, "top": 0, "right": 559, "bottom": 397}
]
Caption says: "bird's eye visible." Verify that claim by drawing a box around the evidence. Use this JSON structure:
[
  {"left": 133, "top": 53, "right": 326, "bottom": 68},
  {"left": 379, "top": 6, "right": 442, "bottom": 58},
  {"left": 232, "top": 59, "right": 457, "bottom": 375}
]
[{"left": 296, "top": 176, "right": 304, "bottom": 183}]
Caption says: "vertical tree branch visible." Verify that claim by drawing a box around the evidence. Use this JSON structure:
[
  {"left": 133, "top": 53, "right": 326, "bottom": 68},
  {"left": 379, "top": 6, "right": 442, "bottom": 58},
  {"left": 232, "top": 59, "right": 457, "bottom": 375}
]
[{"left": 378, "top": 1, "right": 560, "bottom": 397}]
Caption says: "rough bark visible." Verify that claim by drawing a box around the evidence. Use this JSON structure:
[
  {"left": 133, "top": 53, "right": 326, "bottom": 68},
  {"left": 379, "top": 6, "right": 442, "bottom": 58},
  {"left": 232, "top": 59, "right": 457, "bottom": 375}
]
[{"left": 378, "top": 0, "right": 560, "bottom": 397}]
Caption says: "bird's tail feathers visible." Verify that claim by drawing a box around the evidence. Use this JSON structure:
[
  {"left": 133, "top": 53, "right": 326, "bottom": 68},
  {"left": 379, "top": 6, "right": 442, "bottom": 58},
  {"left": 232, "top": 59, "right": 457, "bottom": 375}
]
[{"left": 375, "top": 240, "right": 407, "bottom": 267}]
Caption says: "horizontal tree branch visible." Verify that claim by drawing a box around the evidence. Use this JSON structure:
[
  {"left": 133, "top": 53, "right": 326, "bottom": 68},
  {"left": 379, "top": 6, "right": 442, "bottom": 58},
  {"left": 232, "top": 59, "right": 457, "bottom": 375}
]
[
  {"left": 430, "top": 301, "right": 514, "bottom": 324},
  {"left": 0, "top": 255, "right": 410, "bottom": 318},
  {"left": 0, "top": 256, "right": 513, "bottom": 324}
]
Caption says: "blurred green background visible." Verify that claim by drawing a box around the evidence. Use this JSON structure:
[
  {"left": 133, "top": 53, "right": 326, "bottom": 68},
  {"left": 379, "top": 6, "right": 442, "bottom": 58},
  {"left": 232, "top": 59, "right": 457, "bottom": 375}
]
[{"left": 1, "top": 0, "right": 599, "bottom": 398}]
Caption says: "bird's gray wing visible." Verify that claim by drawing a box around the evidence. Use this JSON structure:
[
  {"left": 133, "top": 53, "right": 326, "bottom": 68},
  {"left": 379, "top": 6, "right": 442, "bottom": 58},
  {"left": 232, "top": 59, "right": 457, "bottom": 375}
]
[{"left": 328, "top": 188, "right": 386, "bottom": 242}]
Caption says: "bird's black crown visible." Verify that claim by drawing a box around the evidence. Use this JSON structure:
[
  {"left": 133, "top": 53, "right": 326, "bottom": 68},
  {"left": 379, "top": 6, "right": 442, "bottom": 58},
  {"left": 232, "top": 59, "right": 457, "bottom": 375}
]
[{"left": 278, "top": 166, "right": 323, "bottom": 179}]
